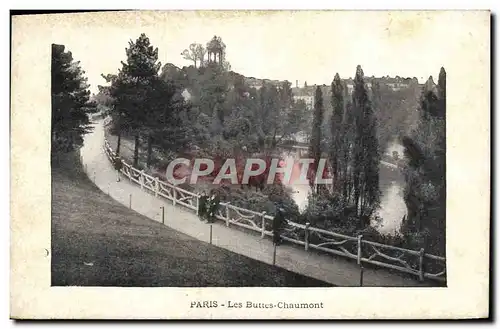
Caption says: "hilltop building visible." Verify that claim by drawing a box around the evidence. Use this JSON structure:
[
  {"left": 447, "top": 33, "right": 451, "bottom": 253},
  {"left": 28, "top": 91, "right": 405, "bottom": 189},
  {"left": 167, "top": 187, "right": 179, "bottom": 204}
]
[
  {"left": 206, "top": 35, "right": 226, "bottom": 66},
  {"left": 291, "top": 77, "right": 422, "bottom": 110}
]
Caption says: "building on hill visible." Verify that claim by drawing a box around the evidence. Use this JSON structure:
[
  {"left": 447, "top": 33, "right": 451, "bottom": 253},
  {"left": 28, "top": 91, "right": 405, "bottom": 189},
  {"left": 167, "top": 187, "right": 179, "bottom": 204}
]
[
  {"left": 206, "top": 35, "right": 226, "bottom": 65},
  {"left": 291, "top": 76, "right": 421, "bottom": 105},
  {"left": 242, "top": 77, "right": 283, "bottom": 90},
  {"left": 291, "top": 86, "right": 314, "bottom": 110}
]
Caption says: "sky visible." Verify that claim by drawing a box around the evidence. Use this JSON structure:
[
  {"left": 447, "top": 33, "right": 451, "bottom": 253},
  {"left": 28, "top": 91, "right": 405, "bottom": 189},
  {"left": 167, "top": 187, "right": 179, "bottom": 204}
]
[{"left": 41, "top": 11, "right": 470, "bottom": 94}]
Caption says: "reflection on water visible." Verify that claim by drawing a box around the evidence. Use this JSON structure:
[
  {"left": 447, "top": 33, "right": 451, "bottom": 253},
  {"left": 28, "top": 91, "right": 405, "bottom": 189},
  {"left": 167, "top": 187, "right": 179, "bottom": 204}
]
[
  {"left": 376, "top": 142, "right": 408, "bottom": 235},
  {"left": 280, "top": 152, "right": 312, "bottom": 213},
  {"left": 282, "top": 144, "right": 408, "bottom": 236},
  {"left": 375, "top": 179, "right": 407, "bottom": 235},
  {"left": 289, "top": 183, "right": 311, "bottom": 213}
]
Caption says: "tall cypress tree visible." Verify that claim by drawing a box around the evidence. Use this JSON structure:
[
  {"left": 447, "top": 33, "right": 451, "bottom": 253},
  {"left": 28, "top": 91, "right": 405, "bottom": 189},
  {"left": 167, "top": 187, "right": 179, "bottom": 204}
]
[
  {"left": 351, "top": 65, "right": 380, "bottom": 221},
  {"left": 437, "top": 67, "right": 446, "bottom": 120},
  {"left": 342, "top": 82, "right": 355, "bottom": 204},
  {"left": 330, "top": 74, "right": 344, "bottom": 185},
  {"left": 51, "top": 44, "right": 96, "bottom": 154},
  {"left": 308, "top": 86, "right": 324, "bottom": 191}
]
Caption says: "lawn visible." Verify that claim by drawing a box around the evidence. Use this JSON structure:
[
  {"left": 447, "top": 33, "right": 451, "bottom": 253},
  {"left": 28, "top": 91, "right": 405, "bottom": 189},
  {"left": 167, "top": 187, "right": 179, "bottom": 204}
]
[{"left": 51, "top": 151, "right": 332, "bottom": 287}]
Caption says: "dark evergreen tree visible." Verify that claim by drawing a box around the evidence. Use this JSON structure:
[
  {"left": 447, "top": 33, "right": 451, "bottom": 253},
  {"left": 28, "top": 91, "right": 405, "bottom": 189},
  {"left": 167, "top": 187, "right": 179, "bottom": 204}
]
[
  {"left": 341, "top": 82, "right": 356, "bottom": 204},
  {"left": 279, "top": 80, "right": 294, "bottom": 111},
  {"left": 330, "top": 74, "right": 344, "bottom": 185},
  {"left": 145, "top": 78, "right": 188, "bottom": 168},
  {"left": 437, "top": 67, "right": 446, "bottom": 120},
  {"left": 108, "top": 34, "right": 162, "bottom": 167},
  {"left": 402, "top": 71, "right": 446, "bottom": 256},
  {"left": 51, "top": 44, "right": 96, "bottom": 154},
  {"left": 351, "top": 65, "right": 380, "bottom": 221},
  {"left": 308, "top": 86, "right": 324, "bottom": 191},
  {"left": 257, "top": 82, "right": 281, "bottom": 148}
]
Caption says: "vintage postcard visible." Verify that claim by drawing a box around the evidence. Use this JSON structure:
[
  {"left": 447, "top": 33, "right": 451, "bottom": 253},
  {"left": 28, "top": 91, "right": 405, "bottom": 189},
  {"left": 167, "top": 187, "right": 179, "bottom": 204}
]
[{"left": 10, "top": 10, "right": 490, "bottom": 319}]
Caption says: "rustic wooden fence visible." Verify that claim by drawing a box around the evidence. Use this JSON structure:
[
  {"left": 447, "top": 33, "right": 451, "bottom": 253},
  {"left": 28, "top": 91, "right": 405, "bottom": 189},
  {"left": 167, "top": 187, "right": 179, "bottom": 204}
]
[{"left": 103, "top": 139, "right": 446, "bottom": 283}]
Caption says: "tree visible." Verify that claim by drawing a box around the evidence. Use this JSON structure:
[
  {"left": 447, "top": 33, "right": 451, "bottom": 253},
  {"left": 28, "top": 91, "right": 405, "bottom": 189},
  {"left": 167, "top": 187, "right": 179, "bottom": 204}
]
[
  {"left": 51, "top": 44, "right": 96, "bottom": 154},
  {"left": 402, "top": 70, "right": 446, "bottom": 256},
  {"left": 437, "top": 67, "right": 446, "bottom": 120},
  {"left": 329, "top": 73, "right": 344, "bottom": 184},
  {"left": 308, "top": 86, "right": 324, "bottom": 191},
  {"left": 279, "top": 80, "right": 293, "bottom": 110},
  {"left": 181, "top": 43, "right": 206, "bottom": 68},
  {"left": 99, "top": 73, "right": 126, "bottom": 155},
  {"left": 257, "top": 82, "right": 281, "bottom": 148},
  {"left": 351, "top": 65, "right": 380, "bottom": 221},
  {"left": 341, "top": 98, "right": 356, "bottom": 204},
  {"left": 107, "top": 33, "right": 162, "bottom": 167},
  {"left": 144, "top": 78, "right": 189, "bottom": 168},
  {"left": 282, "top": 99, "right": 307, "bottom": 141},
  {"left": 94, "top": 83, "right": 115, "bottom": 109},
  {"left": 252, "top": 81, "right": 305, "bottom": 151},
  {"left": 160, "top": 63, "right": 186, "bottom": 87},
  {"left": 196, "top": 64, "right": 229, "bottom": 121},
  {"left": 371, "top": 79, "right": 420, "bottom": 153}
]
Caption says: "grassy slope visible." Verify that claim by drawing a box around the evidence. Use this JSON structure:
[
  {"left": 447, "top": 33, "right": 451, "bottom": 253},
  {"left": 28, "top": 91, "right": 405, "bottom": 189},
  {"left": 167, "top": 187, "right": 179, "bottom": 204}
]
[{"left": 51, "top": 152, "right": 331, "bottom": 287}]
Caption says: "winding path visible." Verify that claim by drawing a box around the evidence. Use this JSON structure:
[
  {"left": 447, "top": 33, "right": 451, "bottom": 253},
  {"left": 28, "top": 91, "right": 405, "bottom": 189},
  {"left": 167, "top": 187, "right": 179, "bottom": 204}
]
[{"left": 80, "top": 120, "right": 430, "bottom": 287}]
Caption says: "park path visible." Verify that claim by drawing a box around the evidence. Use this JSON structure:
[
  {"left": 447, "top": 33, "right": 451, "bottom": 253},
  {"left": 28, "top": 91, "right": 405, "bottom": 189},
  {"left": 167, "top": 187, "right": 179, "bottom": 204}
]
[{"left": 80, "top": 120, "right": 429, "bottom": 287}]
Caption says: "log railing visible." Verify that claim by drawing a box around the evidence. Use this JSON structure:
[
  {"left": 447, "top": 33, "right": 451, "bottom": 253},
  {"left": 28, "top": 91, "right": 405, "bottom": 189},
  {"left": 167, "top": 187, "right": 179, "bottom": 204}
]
[{"left": 103, "top": 139, "right": 446, "bottom": 283}]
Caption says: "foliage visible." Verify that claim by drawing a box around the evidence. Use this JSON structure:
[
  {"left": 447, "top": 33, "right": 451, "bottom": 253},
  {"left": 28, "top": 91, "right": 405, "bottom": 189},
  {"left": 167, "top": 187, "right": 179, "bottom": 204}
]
[
  {"left": 351, "top": 65, "right": 381, "bottom": 219},
  {"left": 303, "top": 66, "right": 381, "bottom": 236},
  {"left": 103, "top": 34, "right": 190, "bottom": 168},
  {"left": 51, "top": 44, "right": 96, "bottom": 153},
  {"left": 308, "top": 86, "right": 324, "bottom": 189},
  {"left": 401, "top": 69, "right": 446, "bottom": 256},
  {"left": 329, "top": 74, "right": 344, "bottom": 186},
  {"left": 371, "top": 81, "right": 420, "bottom": 152},
  {"left": 181, "top": 43, "right": 207, "bottom": 68},
  {"left": 209, "top": 183, "right": 300, "bottom": 221}
]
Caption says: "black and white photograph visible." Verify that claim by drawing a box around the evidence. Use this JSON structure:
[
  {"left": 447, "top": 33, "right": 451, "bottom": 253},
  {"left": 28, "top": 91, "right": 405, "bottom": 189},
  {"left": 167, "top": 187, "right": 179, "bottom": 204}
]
[{"left": 10, "top": 9, "right": 490, "bottom": 319}]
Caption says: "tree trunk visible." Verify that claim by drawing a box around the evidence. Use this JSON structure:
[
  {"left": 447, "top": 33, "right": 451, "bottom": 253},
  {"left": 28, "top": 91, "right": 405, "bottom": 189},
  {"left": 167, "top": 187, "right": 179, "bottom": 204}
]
[
  {"left": 146, "top": 133, "right": 153, "bottom": 169},
  {"left": 133, "top": 134, "right": 140, "bottom": 168},
  {"left": 116, "top": 130, "right": 122, "bottom": 155},
  {"left": 353, "top": 172, "right": 360, "bottom": 217}
]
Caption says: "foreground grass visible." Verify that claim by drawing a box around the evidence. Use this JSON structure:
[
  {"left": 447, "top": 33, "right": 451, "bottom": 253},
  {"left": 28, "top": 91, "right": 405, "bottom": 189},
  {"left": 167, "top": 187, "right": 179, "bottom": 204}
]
[{"left": 51, "top": 151, "right": 332, "bottom": 287}]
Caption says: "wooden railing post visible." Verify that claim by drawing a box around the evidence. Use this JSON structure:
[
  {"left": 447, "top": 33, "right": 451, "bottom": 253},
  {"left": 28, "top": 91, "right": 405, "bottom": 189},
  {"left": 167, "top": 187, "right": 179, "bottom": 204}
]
[
  {"left": 196, "top": 195, "right": 200, "bottom": 216},
  {"left": 305, "top": 222, "right": 310, "bottom": 251},
  {"left": 140, "top": 171, "right": 144, "bottom": 190},
  {"left": 225, "top": 203, "right": 230, "bottom": 227},
  {"left": 155, "top": 177, "right": 159, "bottom": 197},
  {"left": 260, "top": 212, "right": 267, "bottom": 238},
  {"left": 357, "top": 234, "right": 363, "bottom": 265},
  {"left": 173, "top": 188, "right": 177, "bottom": 206},
  {"left": 273, "top": 244, "right": 277, "bottom": 266},
  {"left": 358, "top": 234, "right": 364, "bottom": 286},
  {"left": 419, "top": 248, "right": 425, "bottom": 281}
]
